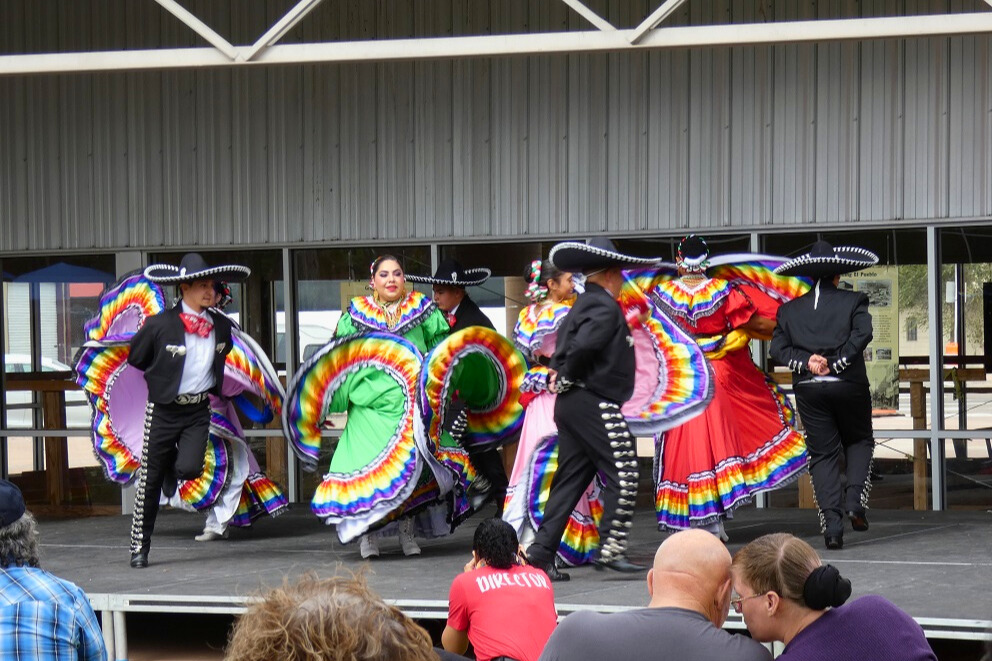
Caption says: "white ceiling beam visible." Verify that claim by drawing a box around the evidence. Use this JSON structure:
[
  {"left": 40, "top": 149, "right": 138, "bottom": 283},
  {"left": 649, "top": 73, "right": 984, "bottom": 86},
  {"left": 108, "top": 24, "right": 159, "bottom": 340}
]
[
  {"left": 4, "top": 12, "right": 992, "bottom": 76},
  {"left": 629, "top": 0, "right": 690, "bottom": 44},
  {"left": 559, "top": 0, "right": 616, "bottom": 32},
  {"left": 153, "top": 0, "right": 239, "bottom": 60},
  {"left": 242, "top": 0, "right": 327, "bottom": 62}
]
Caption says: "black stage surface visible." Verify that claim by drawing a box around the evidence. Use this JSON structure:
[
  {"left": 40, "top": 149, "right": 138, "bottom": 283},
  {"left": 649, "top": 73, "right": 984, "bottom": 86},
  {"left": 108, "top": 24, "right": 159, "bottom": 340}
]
[{"left": 36, "top": 504, "right": 992, "bottom": 625}]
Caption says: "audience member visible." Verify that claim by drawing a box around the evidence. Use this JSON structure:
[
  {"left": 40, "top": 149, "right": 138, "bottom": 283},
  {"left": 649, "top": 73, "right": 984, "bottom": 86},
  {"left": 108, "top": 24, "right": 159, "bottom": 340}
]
[
  {"left": 442, "top": 519, "right": 557, "bottom": 661},
  {"left": 225, "top": 572, "right": 454, "bottom": 661},
  {"left": 0, "top": 479, "right": 107, "bottom": 661},
  {"left": 537, "top": 529, "right": 770, "bottom": 661},
  {"left": 731, "top": 533, "right": 937, "bottom": 660}
]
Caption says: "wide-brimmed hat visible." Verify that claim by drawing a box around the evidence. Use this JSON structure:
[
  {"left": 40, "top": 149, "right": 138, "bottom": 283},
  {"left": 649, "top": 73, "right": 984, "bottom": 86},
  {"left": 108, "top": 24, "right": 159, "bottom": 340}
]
[
  {"left": 406, "top": 258, "right": 490, "bottom": 287},
  {"left": 549, "top": 237, "right": 660, "bottom": 273},
  {"left": 144, "top": 253, "right": 250, "bottom": 284},
  {"left": 774, "top": 241, "right": 878, "bottom": 279}
]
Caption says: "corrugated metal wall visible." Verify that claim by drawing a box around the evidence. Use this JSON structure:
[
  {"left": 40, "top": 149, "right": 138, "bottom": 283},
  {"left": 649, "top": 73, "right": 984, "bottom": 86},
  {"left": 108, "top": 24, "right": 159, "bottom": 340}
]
[{"left": 0, "top": 0, "right": 990, "bottom": 252}]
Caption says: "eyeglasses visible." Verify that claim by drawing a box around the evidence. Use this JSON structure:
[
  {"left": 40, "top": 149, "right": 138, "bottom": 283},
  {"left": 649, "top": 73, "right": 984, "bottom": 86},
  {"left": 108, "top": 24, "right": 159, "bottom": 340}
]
[{"left": 730, "top": 592, "right": 766, "bottom": 613}]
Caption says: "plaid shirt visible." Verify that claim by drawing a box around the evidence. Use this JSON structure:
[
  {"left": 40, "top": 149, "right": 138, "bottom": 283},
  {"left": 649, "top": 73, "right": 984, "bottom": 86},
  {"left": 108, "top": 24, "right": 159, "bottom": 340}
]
[{"left": 0, "top": 566, "right": 106, "bottom": 661}]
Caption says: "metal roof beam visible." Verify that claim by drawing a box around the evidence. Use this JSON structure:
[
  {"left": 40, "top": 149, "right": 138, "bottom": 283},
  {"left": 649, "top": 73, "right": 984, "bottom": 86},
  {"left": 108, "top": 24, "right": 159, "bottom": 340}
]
[
  {"left": 559, "top": 0, "right": 616, "bottom": 32},
  {"left": 152, "top": 0, "right": 239, "bottom": 60},
  {"left": 242, "top": 0, "right": 327, "bottom": 61},
  {"left": 630, "top": 0, "right": 690, "bottom": 44},
  {"left": 4, "top": 12, "right": 992, "bottom": 76}
]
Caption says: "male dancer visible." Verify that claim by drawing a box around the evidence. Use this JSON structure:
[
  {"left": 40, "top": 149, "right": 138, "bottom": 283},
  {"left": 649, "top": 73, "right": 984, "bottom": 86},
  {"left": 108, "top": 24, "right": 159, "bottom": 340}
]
[
  {"left": 127, "top": 253, "right": 250, "bottom": 568},
  {"left": 771, "top": 241, "right": 878, "bottom": 550},
  {"left": 407, "top": 258, "right": 510, "bottom": 514},
  {"left": 525, "top": 238, "right": 659, "bottom": 581}
]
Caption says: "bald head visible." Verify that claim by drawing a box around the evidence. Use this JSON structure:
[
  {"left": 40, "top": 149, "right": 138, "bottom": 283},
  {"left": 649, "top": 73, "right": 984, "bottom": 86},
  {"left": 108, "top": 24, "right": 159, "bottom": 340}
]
[{"left": 647, "top": 530, "right": 734, "bottom": 626}]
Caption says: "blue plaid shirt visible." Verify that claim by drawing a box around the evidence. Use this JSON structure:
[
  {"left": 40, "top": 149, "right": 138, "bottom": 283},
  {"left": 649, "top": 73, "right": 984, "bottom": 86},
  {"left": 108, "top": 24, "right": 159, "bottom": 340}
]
[{"left": 0, "top": 566, "right": 107, "bottom": 661}]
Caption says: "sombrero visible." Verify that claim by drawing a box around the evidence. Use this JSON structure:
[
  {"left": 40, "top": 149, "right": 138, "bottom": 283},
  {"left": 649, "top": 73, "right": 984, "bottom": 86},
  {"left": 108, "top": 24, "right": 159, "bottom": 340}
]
[
  {"left": 144, "top": 253, "right": 250, "bottom": 284},
  {"left": 406, "top": 258, "right": 490, "bottom": 287},
  {"left": 774, "top": 241, "right": 878, "bottom": 279},
  {"left": 549, "top": 237, "right": 660, "bottom": 273}
]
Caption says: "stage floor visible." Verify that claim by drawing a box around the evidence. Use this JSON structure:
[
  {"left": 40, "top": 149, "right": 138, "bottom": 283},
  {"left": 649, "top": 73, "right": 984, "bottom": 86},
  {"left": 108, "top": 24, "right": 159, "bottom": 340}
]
[{"left": 35, "top": 503, "right": 992, "bottom": 625}]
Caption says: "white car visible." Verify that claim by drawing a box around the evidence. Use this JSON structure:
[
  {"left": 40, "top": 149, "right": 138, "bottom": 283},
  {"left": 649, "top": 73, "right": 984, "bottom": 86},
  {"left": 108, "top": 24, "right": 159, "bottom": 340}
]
[{"left": 3, "top": 353, "right": 91, "bottom": 429}]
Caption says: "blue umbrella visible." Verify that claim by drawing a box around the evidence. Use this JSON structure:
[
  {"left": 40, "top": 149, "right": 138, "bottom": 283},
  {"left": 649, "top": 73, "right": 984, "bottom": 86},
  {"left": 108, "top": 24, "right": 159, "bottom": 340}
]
[{"left": 13, "top": 262, "right": 113, "bottom": 284}]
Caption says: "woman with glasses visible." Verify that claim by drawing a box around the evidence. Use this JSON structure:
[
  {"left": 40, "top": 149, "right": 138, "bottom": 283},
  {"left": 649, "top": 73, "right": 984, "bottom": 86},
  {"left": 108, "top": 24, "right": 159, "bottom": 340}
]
[{"left": 730, "top": 533, "right": 936, "bottom": 660}]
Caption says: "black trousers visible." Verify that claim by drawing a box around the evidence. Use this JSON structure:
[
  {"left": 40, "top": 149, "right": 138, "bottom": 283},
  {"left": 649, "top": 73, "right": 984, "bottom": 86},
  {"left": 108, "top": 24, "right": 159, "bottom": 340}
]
[
  {"left": 795, "top": 381, "right": 874, "bottom": 535},
  {"left": 528, "top": 388, "right": 638, "bottom": 567},
  {"left": 447, "top": 403, "right": 509, "bottom": 513},
  {"left": 130, "top": 399, "right": 210, "bottom": 553}
]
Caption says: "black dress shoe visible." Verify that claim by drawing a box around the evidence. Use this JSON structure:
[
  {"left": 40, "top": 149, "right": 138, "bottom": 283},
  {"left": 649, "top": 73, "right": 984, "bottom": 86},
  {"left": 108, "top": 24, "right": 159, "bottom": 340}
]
[
  {"left": 847, "top": 510, "right": 869, "bottom": 532},
  {"left": 543, "top": 563, "right": 570, "bottom": 582},
  {"left": 594, "top": 557, "right": 648, "bottom": 573},
  {"left": 130, "top": 551, "right": 149, "bottom": 569},
  {"left": 824, "top": 534, "right": 843, "bottom": 550}
]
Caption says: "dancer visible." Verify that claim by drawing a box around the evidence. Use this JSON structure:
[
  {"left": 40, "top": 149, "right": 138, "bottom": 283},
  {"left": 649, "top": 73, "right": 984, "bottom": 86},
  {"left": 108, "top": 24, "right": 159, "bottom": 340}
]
[
  {"left": 282, "top": 255, "right": 523, "bottom": 559},
  {"left": 74, "top": 257, "right": 287, "bottom": 569},
  {"left": 524, "top": 238, "right": 662, "bottom": 580},
  {"left": 770, "top": 241, "right": 877, "bottom": 550},
  {"left": 632, "top": 235, "right": 809, "bottom": 539},
  {"left": 407, "top": 258, "right": 509, "bottom": 515},
  {"left": 503, "top": 258, "right": 603, "bottom": 567}
]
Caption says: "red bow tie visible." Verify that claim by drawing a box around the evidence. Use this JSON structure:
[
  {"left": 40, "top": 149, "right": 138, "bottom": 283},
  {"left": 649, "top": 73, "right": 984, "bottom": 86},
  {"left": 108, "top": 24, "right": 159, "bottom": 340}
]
[
  {"left": 180, "top": 312, "right": 214, "bottom": 338},
  {"left": 446, "top": 313, "right": 457, "bottom": 328}
]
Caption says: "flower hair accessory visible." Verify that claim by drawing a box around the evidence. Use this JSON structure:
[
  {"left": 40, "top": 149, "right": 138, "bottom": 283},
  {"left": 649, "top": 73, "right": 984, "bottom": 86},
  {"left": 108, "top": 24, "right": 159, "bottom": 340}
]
[{"left": 525, "top": 259, "right": 548, "bottom": 303}]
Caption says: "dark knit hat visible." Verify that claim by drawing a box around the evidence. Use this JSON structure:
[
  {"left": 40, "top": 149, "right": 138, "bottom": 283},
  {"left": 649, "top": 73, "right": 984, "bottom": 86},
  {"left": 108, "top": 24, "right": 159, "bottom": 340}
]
[{"left": 0, "top": 479, "right": 26, "bottom": 529}]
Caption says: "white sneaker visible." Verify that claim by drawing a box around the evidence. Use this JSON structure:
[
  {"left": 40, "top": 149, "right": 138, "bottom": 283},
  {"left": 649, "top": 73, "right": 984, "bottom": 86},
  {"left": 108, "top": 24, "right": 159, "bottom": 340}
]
[
  {"left": 398, "top": 519, "right": 421, "bottom": 556},
  {"left": 359, "top": 534, "right": 380, "bottom": 559},
  {"left": 194, "top": 529, "right": 229, "bottom": 542},
  {"left": 717, "top": 520, "right": 730, "bottom": 543}
]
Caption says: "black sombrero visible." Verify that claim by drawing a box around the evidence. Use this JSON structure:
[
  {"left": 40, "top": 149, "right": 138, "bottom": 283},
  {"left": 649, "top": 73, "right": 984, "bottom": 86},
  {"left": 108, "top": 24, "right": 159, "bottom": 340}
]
[
  {"left": 774, "top": 241, "right": 878, "bottom": 279},
  {"left": 144, "top": 253, "right": 251, "bottom": 284},
  {"left": 549, "top": 237, "right": 660, "bottom": 273},
  {"left": 406, "top": 258, "right": 491, "bottom": 287}
]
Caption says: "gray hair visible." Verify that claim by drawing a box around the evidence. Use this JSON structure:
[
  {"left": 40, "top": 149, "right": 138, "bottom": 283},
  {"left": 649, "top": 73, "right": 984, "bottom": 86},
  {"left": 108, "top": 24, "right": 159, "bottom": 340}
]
[{"left": 0, "top": 511, "right": 41, "bottom": 568}]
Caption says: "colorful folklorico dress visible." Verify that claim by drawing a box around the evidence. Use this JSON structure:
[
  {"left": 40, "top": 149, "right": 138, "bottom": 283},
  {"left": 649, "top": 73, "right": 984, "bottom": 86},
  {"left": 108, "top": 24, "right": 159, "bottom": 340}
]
[
  {"left": 629, "top": 257, "right": 811, "bottom": 531},
  {"left": 282, "top": 290, "right": 525, "bottom": 544},
  {"left": 74, "top": 274, "right": 289, "bottom": 530},
  {"left": 503, "top": 300, "right": 603, "bottom": 567}
]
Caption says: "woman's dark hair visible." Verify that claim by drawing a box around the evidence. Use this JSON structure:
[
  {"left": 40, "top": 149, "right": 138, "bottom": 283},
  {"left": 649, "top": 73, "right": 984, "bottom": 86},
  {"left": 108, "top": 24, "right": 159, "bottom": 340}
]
[
  {"left": 370, "top": 254, "right": 404, "bottom": 275},
  {"left": 524, "top": 259, "right": 566, "bottom": 303},
  {"left": 472, "top": 518, "right": 519, "bottom": 570}
]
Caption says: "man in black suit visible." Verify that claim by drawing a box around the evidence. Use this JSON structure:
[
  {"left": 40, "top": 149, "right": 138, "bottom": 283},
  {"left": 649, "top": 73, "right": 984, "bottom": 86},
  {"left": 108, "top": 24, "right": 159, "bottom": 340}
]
[
  {"left": 127, "top": 253, "right": 250, "bottom": 568},
  {"left": 770, "top": 241, "right": 878, "bottom": 551},
  {"left": 526, "top": 238, "right": 659, "bottom": 581},
  {"left": 407, "top": 258, "right": 509, "bottom": 514}
]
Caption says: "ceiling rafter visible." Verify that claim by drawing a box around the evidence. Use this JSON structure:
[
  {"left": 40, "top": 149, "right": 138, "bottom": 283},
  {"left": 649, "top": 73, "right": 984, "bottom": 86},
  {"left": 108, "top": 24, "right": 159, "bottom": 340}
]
[{"left": 559, "top": 0, "right": 616, "bottom": 32}]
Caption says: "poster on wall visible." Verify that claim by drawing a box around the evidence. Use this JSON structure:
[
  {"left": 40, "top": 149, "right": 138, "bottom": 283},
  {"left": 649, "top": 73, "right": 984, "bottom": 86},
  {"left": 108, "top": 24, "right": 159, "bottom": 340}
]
[{"left": 847, "top": 266, "right": 900, "bottom": 411}]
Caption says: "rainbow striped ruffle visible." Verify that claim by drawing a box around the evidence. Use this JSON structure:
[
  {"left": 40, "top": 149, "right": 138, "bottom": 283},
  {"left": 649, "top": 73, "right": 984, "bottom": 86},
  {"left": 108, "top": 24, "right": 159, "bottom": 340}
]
[
  {"left": 650, "top": 278, "right": 734, "bottom": 325},
  {"left": 623, "top": 264, "right": 679, "bottom": 297},
  {"left": 83, "top": 273, "right": 166, "bottom": 343},
  {"left": 347, "top": 291, "right": 436, "bottom": 335},
  {"left": 177, "top": 420, "right": 230, "bottom": 511},
  {"left": 521, "top": 365, "right": 550, "bottom": 394},
  {"left": 707, "top": 254, "right": 812, "bottom": 303},
  {"left": 226, "top": 329, "right": 285, "bottom": 418},
  {"left": 436, "top": 441, "right": 478, "bottom": 527},
  {"left": 420, "top": 326, "right": 526, "bottom": 450},
  {"left": 283, "top": 332, "right": 425, "bottom": 529},
  {"left": 623, "top": 307, "right": 713, "bottom": 435},
  {"left": 512, "top": 302, "right": 571, "bottom": 360},
  {"left": 526, "top": 435, "right": 603, "bottom": 566},
  {"left": 654, "top": 427, "right": 808, "bottom": 530},
  {"left": 230, "top": 473, "right": 289, "bottom": 527}
]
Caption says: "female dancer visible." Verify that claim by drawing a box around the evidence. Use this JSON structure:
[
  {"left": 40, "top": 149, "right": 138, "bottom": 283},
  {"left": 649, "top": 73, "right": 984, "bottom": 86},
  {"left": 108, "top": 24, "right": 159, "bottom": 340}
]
[
  {"left": 503, "top": 259, "right": 603, "bottom": 566},
  {"left": 637, "top": 235, "right": 809, "bottom": 539}
]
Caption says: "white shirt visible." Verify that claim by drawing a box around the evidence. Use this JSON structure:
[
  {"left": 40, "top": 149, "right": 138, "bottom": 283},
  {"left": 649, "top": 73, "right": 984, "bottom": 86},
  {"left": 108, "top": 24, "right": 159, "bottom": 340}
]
[{"left": 178, "top": 301, "right": 217, "bottom": 395}]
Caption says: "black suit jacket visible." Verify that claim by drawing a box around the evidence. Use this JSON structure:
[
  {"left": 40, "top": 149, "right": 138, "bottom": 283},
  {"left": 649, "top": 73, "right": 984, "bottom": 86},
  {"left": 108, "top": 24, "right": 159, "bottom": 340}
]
[
  {"left": 128, "top": 304, "right": 235, "bottom": 404},
  {"left": 450, "top": 296, "right": 495, "bottom": 332},
  {"left": 551, "top": 282, "right": 635, "bottom": 404},
  {"left": 770, "top": 280, "right": 873, "bottom": 387}
]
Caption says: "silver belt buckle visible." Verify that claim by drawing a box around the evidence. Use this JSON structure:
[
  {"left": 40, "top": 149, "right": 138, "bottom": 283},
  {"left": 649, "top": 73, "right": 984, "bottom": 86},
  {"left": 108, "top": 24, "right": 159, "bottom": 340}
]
[{"left": 175, "top": 393, "right": 205, "bottom": 405}]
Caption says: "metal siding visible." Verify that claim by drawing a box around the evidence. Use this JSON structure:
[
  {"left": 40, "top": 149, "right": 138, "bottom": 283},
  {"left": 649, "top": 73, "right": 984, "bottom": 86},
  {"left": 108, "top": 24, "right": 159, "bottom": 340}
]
[{"left": 5, "top": 1, "right": 992, "bottom": 252}]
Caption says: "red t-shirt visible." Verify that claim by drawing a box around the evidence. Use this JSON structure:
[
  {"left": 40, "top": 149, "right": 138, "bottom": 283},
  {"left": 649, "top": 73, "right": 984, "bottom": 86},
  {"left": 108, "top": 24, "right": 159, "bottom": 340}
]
[{"left": 446, "top": 564, "right": 558, "bottom": 661}]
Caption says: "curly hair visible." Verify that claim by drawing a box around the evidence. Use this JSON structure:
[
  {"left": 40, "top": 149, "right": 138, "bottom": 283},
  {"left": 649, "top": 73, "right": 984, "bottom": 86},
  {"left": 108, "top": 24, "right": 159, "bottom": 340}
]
[
  {"left": 224, "top": 572, "right": 438, "bottom": 661},
  {"left": 472, "top": 518, "right": 519, "bottom": 570},
  {"left": 0, "top": 512, "right": 41, "bottom": 569}
]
